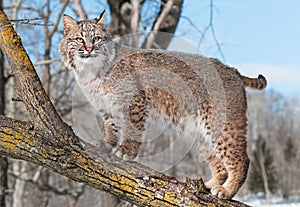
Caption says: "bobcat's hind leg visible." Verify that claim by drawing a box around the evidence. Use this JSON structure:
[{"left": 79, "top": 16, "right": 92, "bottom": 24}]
[
  {"left": 205, "top": 155, "right": 228, "bottom": 190},
  {"left": 211, "top": 133, "right": 249, "bottom": 199}
]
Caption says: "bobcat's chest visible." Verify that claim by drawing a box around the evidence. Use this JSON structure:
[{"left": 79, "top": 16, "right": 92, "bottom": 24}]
[
  {"left": 75, "top": 71, "right": 124, "bottom": 120},
  {"left": 87, "top": 84, "right": 123, "bottom": 120}
]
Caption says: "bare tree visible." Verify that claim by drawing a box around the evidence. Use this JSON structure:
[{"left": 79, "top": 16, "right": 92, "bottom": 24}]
[
  {"left": 247, "top": 92, "right": 300, "bottom": 200},
  {"left": 42, "top": 0, "right": 70, "bottom": 95},
  {"left": 108, "top": 0, "right": 183, "bottom": 49}
]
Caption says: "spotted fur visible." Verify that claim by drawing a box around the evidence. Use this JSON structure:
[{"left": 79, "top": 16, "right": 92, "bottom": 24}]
[{"left": 59, "top": 11, "right": 267, "bottom": 199}]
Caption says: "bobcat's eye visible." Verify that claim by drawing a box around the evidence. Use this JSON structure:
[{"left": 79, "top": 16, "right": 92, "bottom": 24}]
[
  {"left": 92, "top": 36, "right": 101, "bottom": 42},
  {"left": 76, "top": 37, "right": 84, "bottom": 43}
]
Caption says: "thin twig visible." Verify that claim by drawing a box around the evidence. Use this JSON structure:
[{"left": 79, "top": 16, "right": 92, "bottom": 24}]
[
  {"left": 33, "top": 57, "right": 61, "bottom": 66},
  {"left": 73, "top": 0, "right": 87, "bottom": 19},
  {"left": 197, "top": 0, "right": 225, "bottom": 61},
  {"left": 0, "top": 17, "right": 53, "bottom": 30},
  {"left": 180, "top": 15, "right": 204, "bottom": 36},
  {"left": 49, "top": 0, "right": 70, "bottom": 37}
]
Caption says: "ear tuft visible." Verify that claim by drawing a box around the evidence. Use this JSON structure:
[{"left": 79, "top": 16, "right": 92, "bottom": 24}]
[
  {"left": 62, "top": 14, "right": 78, "bottom": 36},
  {"left": 95, "top": 10, "right": 106, "bottom": 27}
]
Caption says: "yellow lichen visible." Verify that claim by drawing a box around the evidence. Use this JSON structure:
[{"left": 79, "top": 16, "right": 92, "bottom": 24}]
[{"left": 163, "top": 191, "right": 178, "bottom": 204}]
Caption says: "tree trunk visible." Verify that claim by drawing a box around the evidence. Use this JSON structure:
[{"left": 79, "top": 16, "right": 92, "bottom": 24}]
[
  {"left": 108, "top": 0, "right": 183, "bottom": 49},
  {"left": 11, "top": 161, "right": 26, "bottom": 207},
  {"left": 259, "top": 149, "right": 271, "bottom": 204},
  {"left": 0, "top": 157, "right": 7, "bottom": 207},
  {"left": 142, "top": 0, "right": 183, "bottom": 49},
  {"left": 107, "top": 0, "right": 132, "bottom": 38}
]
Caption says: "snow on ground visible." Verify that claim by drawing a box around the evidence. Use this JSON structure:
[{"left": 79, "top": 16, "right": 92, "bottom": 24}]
[{"left": 239, "top": 193, "right": 300, "bottom": 207}]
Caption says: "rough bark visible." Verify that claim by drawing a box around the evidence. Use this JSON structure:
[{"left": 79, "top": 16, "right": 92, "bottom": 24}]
[{"left": 0, "top": 9, "right": 250, "bottom": 207}]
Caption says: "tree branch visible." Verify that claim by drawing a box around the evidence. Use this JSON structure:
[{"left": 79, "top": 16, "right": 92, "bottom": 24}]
[
  {"left": 73, "top": 0, "right": 87, "bottom": 20},
  {"left": 49, "top": 0, "right": 70, "bottom": 37},
  {"left": 130, "top": 0, "right": 140, "bottom": 33},
  {"left": 197, "top": 0, "right": 225, "bottom": 61},
  {"left": 0, "top": 8, "right": 78, "bottom": 145},
  {"left": 143, "top": 0, "right": 173, "bottom": 49},
  {"left": 33, "top": 57, "right": 61, "bottom": 66},
  {"left": 0, "top": 8, "right": 249, "bottom": 207},
  {"left": 0, "top": 115, "right": 248, "bottom": 207}
]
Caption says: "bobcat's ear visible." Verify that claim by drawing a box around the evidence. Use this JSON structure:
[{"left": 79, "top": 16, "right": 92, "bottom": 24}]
[
  {"left": 95, "top": 10, "right": 106, "bottom": 27},
  {"left": 62, "top": 14, "right": 78, "bottom": 36}
]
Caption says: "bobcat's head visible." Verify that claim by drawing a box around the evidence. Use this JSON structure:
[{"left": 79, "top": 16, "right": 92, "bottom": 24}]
[{"left": 59, "top": 11, "right": 114, "bottom": 72}]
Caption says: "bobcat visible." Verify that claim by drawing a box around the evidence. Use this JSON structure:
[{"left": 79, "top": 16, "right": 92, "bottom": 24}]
[{"left": 59, "top": 11, "right": 267, "bottom": 199}]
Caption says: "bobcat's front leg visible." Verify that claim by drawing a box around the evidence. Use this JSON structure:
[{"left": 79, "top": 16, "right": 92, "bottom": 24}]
[
  {"left": 101, "top": 112, "right": 120, "bottom": 150},
  {"left": 114, "top": 90, "right": 149, "bottom": 160}
]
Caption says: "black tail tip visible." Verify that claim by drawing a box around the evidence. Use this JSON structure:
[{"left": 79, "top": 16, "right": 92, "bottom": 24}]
[{"left": 258, "top": 74, "right": 267, "bottom": 89}]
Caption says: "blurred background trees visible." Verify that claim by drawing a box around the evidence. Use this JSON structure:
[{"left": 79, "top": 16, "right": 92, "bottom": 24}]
[
  {"left": 0, "top": 0, "right": 299, "bottom": 206},
  {"left": 246, "top": 92, "right": 300, "bottom": 202},
  {"left": 248, "top": 136, "right": 278, "bottom": 203}
]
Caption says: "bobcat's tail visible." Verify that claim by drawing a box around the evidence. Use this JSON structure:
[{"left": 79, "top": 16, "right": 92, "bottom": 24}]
[{"left": 241, "top": 74, "right": 267, "bottom": 90}]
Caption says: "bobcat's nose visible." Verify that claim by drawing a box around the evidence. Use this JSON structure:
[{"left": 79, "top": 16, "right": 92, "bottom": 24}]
[{"left": 86, "top": 47, "right": 93, "bottom": 53}]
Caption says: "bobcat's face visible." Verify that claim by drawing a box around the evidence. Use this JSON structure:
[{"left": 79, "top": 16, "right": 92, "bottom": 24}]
[
  {"left": 60, "top": 11, "right": 114, "bottom": 70},
  {"left": 69, "top": 21, "right": 108, "bottom": 63}
]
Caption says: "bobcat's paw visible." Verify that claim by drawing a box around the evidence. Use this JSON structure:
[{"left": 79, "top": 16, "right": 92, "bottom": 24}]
[
  {"left": 112, "top": 139, "right": 140, "bottom": 161},
  {"left": 114, "top": 148, "right": 136, "bottom": 161},
  {"left": 205, "top": 179, "right": 219, "bottom": 190},
  {"left": 211, "top": 185, "right": 233, "bottom": 199},
  {"left": 104, "top": 142, "right": 114, "bottom": 151}
]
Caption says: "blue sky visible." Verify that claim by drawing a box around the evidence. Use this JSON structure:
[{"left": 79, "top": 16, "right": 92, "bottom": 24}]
[
  {"left": 9, "top": 0, "right": 299, "bottom": 96},
  {"left": 179, "top": 0, "right": 300, "bottom": 97},
  {"left": 77, "top": 0, "right": 300, "bottom": 97}
]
